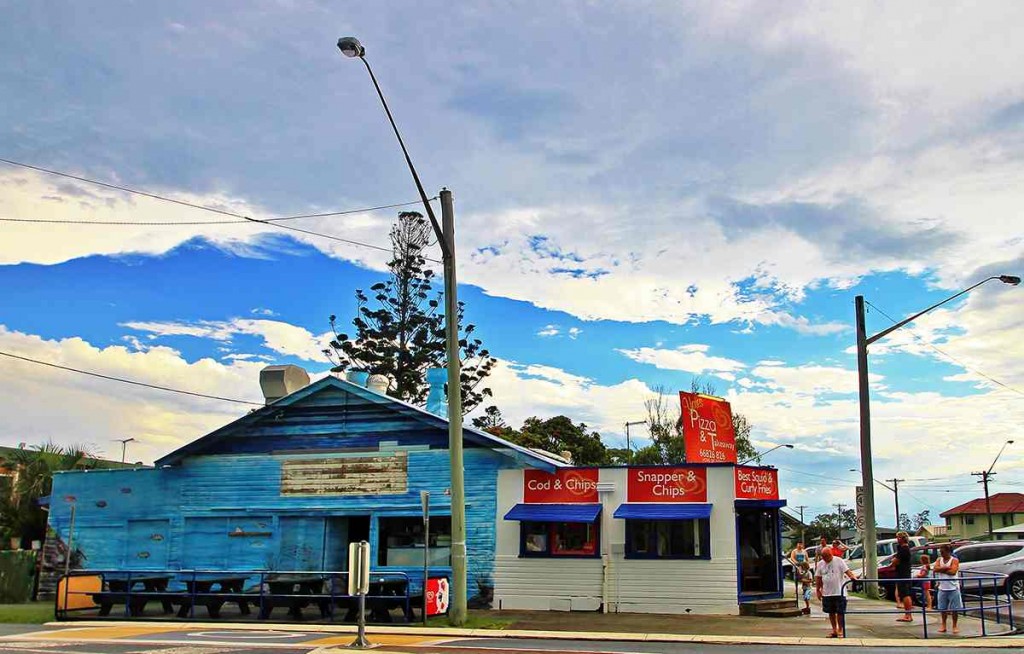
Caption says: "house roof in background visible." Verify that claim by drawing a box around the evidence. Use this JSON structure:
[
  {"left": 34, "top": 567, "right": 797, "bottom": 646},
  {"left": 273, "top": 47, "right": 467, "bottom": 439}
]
[{"left": 940, "top": 493, "right": 1024, "bottom": 517}]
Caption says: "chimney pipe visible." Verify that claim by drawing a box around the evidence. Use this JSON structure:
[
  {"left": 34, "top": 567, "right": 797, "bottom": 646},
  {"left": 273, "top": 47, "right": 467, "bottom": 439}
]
[{"left": 425, "top": 368, "right": 448, "bottom": 417}]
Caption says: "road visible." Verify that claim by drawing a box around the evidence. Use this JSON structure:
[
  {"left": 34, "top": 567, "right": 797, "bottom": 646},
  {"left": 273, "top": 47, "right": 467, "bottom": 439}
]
[{"left": 0, "top": 624, "right": 1019, "bottom": 654}]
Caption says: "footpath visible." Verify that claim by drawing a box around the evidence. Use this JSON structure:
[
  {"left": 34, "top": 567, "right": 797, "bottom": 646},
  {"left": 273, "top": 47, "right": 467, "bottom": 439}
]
[{"left": 4, "top": 594, "right": 1017, "bottom": 651}]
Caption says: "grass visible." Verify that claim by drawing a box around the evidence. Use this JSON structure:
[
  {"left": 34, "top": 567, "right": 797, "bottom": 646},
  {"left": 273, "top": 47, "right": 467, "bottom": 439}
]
[{"left": 0, "top": 602, "right": 54, "bottom": 624}]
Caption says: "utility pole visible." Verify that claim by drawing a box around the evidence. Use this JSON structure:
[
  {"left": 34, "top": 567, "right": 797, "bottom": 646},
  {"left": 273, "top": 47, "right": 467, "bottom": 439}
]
[
  {"left": 855, "top": 295, "right": 879, "bottom": 596},
  {"left": 972, "top": 440, "right": 1015, "bottom": 541},
  {"left": 972, "top": 470, "right": 995, "bottom": 539},
  {"left": 795, "top": 505, "right": 808, "bottom": 543},
  {"left": 440, "top": 189, "right": 467, "bottom": 625},
  {"left": 886, "top": 478, "right": 905, "bottom": 530},
  {"left": 834, "top": 503, "right": 846, "bottom": 540}
]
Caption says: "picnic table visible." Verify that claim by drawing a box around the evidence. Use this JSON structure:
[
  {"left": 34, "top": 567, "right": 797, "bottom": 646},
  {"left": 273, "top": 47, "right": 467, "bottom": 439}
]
[
  {"left": 258, "top": 574, "right": 330, "bottom": 620},
  {"left": 332, "top": 575, "right": 411, "bottom": 622},
  {"left": 97, "top": 574, "right": 174, "bottom": 616},
  {"left": 177, "top": 575, "right": 252, "bottom": 618}
]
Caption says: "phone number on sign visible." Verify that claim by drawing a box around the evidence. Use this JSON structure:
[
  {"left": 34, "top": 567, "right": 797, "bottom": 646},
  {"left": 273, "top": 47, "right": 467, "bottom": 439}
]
[{"left": 698, "top": 449, "right": 729, "bottom": 461}]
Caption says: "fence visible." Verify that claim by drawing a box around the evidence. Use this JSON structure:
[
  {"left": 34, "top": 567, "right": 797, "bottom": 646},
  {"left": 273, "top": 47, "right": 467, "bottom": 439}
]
[
  {"left": 842, "top": 571, "right": 1015, "bottom": 639},
  {"left": 56, "top": 569, "right": 414, "bottom": 623}
]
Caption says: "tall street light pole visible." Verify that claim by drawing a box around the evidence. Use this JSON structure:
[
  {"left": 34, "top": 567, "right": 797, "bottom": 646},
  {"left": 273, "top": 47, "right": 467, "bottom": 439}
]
[
  {"left": 113, "top": 437, "right": 135, "bottom": 464},
  {"left": 624, "top": 420, "right": 645, "bottom": 464},
  {"left": 336, "top": 36, "right": 467, "bottom": 625},
  {"left": 973, "top": 440, "right": 1014, "bottom": 540},
  {"left": 855, "top": 274, "right": 1019, "bottom": 597},
  {"left": 738, "top": 443, "right": 794, "bottom": 466}
]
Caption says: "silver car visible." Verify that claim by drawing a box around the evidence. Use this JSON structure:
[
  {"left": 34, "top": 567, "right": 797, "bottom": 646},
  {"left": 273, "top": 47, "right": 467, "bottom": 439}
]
[{"left": 953, "top": 541, "right": 1024, "bottom": 600}]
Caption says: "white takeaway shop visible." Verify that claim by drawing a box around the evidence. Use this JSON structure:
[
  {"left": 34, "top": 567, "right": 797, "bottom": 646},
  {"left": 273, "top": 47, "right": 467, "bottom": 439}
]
[{"left": 492, "top": 392, "right": 787, "bottom": 615}]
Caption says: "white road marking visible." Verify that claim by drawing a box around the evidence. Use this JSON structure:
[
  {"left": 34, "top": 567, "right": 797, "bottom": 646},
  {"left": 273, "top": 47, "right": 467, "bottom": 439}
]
[{"left": 187, "top": 631, "right": 311, "bottom": 640}]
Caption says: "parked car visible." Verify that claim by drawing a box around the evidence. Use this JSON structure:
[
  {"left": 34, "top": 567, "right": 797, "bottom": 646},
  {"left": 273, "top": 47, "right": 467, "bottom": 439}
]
[
  {"left": 876, "top": 543, "right": 947, "bottom": 602},
  {"left": 953, "top": 541, "right": 1024, "bottom": 600}
]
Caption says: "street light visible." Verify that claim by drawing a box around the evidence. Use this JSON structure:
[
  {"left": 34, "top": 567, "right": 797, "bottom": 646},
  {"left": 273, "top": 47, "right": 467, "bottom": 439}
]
[
  {"left": 739, "top": 443, "right": 793, "bottom": 466},
  {"left": 336, "top": 36, "right": 468, "bottom": 625},
  {"left": 112, "top": 437, "right": 135, "bottom": 464},
  {"left": 624, "top": 420, "right": 645, "bottom": 464},
  {"left": 855, "top": 274, "right": 1019, "bottom": 597},
  {"left": 973, "top": 440, "right": 1014, "bottom": 540}
]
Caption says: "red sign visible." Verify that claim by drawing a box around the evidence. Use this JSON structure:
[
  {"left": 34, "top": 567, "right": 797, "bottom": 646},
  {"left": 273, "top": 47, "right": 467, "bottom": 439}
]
[
  {"left": 680, "top": 391, "right": 737, "bottom": 464},
  {"left": 734, "top": 466, "right": 779, "bottom": 500},
  {"left": 627, "top": 467, "right": 707, "bottom": 502},
  {"left": 524, "top": 468, "right": 599, "bottom": 503},
  {"left": 425, "top": 577, "right": 449, "bottom": 616}
]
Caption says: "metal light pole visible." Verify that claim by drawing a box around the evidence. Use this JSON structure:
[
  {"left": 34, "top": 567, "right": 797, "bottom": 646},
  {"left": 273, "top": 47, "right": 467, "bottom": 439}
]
[
  {"left": 973, "top": 440, "right": 1014, "bottom": 540},
  {"left": 112, "top": 437, "right": 135, "bottom": 464},
  {"left": 336, "top": 36, "right": 467, "bottom": 625},
  {"left": 855, "top": 274, "right": 1019, "bottom": 597},
  {"left": 624, "top": 420, "right": 645, "bottom": 464},
  {"left": 738, "top": 443, "right": 794, "bottom": 466}
]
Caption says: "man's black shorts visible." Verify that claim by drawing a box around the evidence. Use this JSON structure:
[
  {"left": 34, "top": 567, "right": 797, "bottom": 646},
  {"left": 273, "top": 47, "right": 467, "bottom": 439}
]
[
  {"left": 896, "top": 581, "right": 911, "bottom": 598},
  {"left": 822, "top": 595, "right": 848, "bottom": 614}
]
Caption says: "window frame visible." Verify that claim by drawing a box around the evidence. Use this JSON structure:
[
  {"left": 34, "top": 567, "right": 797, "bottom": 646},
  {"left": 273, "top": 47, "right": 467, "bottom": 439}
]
[
  {"left": 518, "top": 520, "right": 601, "bottom": 559},
  {"left": 377, "top": 515, "right": 453, "bottom": 567},
  {"left": 623, "top": 518, "right": 712, "bottom": 561}
]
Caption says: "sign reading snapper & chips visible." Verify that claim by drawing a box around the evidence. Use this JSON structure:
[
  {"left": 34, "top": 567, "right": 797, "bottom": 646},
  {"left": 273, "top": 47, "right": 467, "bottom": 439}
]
[
  {"left": 627, "top": 466, "right": 708, "bottom": 502},
  {"left": 679, "top": 391, "right": 737, "bottom": 464}
]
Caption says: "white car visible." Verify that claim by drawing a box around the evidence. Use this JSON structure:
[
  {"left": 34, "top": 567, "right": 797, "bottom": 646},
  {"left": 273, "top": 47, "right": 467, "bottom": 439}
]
[{"left": 953, "top": 541, "right": 1024, "bottom": 600}]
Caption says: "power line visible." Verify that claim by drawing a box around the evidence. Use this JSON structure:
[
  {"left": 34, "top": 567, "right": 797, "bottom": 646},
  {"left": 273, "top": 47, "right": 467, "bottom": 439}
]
[
  {"left": 864, "top": 300, "right": 1024, "bottom": 398},
  {"left": 0, "top": 349, "right": 262, "bottom": 406},
  {"left": 0, "top": 157, "right": 441, "bottom": 260}
]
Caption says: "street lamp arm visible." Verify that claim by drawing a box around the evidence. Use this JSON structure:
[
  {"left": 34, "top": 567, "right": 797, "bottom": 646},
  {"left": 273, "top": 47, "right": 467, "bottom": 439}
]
[
  {"left": 356, "top": 56, "right": 450, "bottom": 259},
  {"left": 738, "top": 443, "right": 793, "bottom": 466},
  {"left": 866, "top": 277, "right": 1003, "bottom": 346},
  {"left": 987, "top": 440, "right": 1014, "bottom": 475}
]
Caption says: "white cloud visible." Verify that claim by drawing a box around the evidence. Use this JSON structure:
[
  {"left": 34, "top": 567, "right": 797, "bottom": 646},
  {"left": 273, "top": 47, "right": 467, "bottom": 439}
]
[
  {"left": 121, "top": 318, "right": 331, "bottom": 363},
  {"left": 567, "top": 327, "right": 582, "bottom": 339},
  {"left": 536, "top": 325, "right": 560, "bottom": 337},
  {"left": 617, "top": 344, "right": 747, "bottom": 377},
  {"left": 0, "top": 325, "right": 270, "bottom": 464}
]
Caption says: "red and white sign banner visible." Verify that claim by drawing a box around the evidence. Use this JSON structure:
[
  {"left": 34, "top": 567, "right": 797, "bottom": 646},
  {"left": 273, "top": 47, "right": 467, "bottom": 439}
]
[
  {"left": 524, "top": 468, "right": 599, "bottom": 503},
  {"left": 680, "top": 391, "right": 737, "bottom": 464},
  {"left": 627, "top": 466, "right": 708, "bottom": 502},
  {"left": 734, "top": 466, "right": 779, "bottom": 500},
  {"left": 426, "top": 577, "right": 449, "bottom": 616}
]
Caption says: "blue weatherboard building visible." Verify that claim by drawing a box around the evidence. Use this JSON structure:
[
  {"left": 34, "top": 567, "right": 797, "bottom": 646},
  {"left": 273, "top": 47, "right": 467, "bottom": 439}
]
[{"left": 47, "top": 366, "right": 563, "bottom": 603}]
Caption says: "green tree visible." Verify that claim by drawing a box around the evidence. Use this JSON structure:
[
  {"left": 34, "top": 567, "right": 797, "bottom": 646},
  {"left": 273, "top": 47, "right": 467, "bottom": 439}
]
[
  {"left": 501, "top": 415, "right": 609, "bottom": 466},
  {"left": 633, "top": 379, "right": 758, "bottom": 464},
  {"left": 471, "top": 405, "right": 513, "bottom": 437},
  {"left": 0, "top": 442, "right": 96, "bottom": 548},
  {"left": 326, "top": 212, "right": 495, "bottom": 413}
]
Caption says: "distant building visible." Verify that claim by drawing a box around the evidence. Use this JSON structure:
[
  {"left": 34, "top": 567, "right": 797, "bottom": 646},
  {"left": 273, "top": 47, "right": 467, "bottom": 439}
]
[
  {"left": 940, "top": 493, "right": 1024, "bottom": 540},
  {"left": 991, "top": 523, "right": 1024, "bottom": 541},
  {"left": 916, "top": 524, "right": 950, "bottom": 542}
]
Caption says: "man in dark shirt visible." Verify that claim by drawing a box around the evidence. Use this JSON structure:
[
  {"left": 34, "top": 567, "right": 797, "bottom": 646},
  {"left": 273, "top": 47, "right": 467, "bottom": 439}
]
[{"left": 893, "top": 531, "right": 913, "bottom": 621}]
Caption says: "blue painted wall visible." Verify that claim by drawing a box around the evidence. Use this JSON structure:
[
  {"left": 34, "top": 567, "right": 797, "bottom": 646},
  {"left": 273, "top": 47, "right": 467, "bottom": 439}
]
[{"left": 48, "top": 380, "right": 522, "bottom": 600}]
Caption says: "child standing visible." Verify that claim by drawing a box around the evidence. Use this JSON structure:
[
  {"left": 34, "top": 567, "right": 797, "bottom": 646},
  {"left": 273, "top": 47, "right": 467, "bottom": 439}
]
[
  {"left": 800, "top": 561, "right": 814, "bottom": 614},
  {"left": 916, "top": 554, "right": 933, "bottom": 611}
]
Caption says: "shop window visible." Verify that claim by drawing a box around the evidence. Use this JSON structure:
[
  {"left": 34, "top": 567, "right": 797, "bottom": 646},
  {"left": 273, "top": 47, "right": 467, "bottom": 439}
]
[
  {"left": 625, "top": 519, "right": 710, "bottom": 560},
  {"left": 520, "top": 521, "right": 599, "bottom": 557},
  {"left": 378, "top": 516, "right": 451, "bottom": 567}
]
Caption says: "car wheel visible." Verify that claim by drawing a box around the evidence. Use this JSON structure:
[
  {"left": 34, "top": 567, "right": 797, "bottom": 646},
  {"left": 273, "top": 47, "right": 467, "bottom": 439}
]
[{"left": 1008, "top": 573, "right": 1024, "bottom": 601}]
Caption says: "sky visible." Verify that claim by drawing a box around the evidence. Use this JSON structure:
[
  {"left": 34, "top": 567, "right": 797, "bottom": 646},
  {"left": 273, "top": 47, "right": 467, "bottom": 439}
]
[{"left": 2, "top": 1, "right": 1024, "bottom": 529}]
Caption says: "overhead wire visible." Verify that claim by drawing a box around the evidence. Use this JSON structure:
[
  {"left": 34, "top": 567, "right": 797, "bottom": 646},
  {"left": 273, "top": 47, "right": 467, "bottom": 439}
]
[
  {"left": 0, "top": 157, "right": 441, "bottom": 261},
  {"left": 0, "top": 349, "right": 263, "bottom": 406},
  {"left": 864, "top": 300, "right": 1024, "bottom": 398}
]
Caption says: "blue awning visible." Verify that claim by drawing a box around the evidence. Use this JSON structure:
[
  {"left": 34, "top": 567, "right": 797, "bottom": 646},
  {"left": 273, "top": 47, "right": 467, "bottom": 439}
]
[
  {"left": 504, "top": 503, "right": 602, "bottom": 523},
  {"left": 736, "top": 499, "right": 787, "bottom": 509},
  {"left": 613, "top": 503, "right": 713, "bottom": 520}
]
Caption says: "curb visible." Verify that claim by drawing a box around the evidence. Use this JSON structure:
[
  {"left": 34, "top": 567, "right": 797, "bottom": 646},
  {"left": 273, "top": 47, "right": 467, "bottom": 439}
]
[{"left": 42, "top": 621, "right": 1022, "bottom": 648}]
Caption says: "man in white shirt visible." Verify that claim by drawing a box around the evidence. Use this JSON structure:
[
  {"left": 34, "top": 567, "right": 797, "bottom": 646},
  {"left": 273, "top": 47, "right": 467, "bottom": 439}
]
[
  {"left": 932, "top": 543, "right": 962, "bottom": 635},
  {"left": 815, "top": 547, "right": 858, "bottom": 638}
]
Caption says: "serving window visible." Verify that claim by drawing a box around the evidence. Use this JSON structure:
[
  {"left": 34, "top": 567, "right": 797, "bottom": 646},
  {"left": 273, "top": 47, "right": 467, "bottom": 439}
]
[
  {"left": 378, "top": 516, "right": 452, "bottom": 567},
  {"left": 520, "top": 520, "right": 599, "bottom": 557},
  {"left": 625, "top": 518, "right": 710, "bottom": 560}
]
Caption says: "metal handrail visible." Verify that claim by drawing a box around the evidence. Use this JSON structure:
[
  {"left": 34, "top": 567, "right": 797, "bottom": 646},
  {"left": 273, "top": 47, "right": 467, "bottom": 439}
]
[
  {"left": 56, "top": 568, "right": 416, "bottom": 623},
  {"left": 840, "top": 571, "right": 1015, "bottom": 639}
]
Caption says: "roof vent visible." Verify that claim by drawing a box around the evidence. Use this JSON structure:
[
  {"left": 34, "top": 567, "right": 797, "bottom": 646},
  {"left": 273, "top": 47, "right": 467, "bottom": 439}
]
[
  {"left": 367, "top": 374, "right": 390, "bottom": 394},
  {"left": 259, "top": 365, "right": 310, "bottom": 404}
]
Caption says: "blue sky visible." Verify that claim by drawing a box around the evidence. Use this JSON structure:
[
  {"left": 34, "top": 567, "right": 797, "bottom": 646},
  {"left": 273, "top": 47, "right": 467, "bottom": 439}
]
[{"left": 2, "top": 1, "right": 1024, "bottom": 527}]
